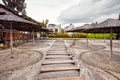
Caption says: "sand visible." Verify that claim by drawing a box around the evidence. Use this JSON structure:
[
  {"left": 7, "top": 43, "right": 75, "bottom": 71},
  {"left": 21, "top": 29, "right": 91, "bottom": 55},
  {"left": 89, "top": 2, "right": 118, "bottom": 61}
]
[
  {"left": 0, "top": 40, "right": 55, "bottom": 80},
  {"left": 66, "top": 40, "right": 120, "bottom": 80},
  {"left": 0, "top": 39, "right": 120, "bottom": 80}
]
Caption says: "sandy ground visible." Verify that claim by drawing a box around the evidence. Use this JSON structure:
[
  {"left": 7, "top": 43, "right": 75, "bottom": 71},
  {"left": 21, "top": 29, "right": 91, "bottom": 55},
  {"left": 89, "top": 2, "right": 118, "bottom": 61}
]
[
  {"left": 0, "top": 40, "right": 55, "bottom": 80},
  {"left": 65, "top": 40, "right": 120, "bottom": 80},
  {"left": 0, "top": 39, "right": 120, "bottom": 80}
]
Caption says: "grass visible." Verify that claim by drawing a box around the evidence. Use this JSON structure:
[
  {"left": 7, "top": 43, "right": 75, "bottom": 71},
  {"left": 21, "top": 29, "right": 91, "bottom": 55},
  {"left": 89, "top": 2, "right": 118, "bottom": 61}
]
[
  {"left": 48, "top": 33, "right": 117, "bottom": 40},
  {"left": 88, "top": 33, "right": 117, "bottom": 39}
]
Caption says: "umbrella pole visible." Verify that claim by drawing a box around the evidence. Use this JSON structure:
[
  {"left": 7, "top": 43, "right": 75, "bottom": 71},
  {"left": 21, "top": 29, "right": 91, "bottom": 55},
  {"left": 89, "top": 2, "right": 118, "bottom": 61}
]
[
  {"left": 32, "top": 30, "right": 35, "bottom": 45},
  {"left": 110, "top": 28, "right": 113, "bottom": 58},
  {"left": 77, "top": 32, "right": 79, "bottom": 38},
  {"left": 86, "top": 33, "right": 88, "bottom": 47},
  {"left": 94, "top": 33, "right": 96, "bottom": 42},
  {"left": 119, "top": 33, "right": 120, "bottom": 40},
  {"left": 104, "top": 33, "right": 106, "bottom": 42},
  {"left": 10, "top": 22, "right": 13, "bottom": 58}
]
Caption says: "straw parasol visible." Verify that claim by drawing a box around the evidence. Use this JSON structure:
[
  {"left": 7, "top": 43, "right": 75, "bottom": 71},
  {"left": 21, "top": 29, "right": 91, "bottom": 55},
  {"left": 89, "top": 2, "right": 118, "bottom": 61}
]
[
  {"left": 67, "top": 24, "right": 95, "bottom": 46},
  {"left": 0, "top": 4, "right": 43, "bottom": 58},
  {"left": 93, "top": 18, "right": 120, "bottom": 58}
]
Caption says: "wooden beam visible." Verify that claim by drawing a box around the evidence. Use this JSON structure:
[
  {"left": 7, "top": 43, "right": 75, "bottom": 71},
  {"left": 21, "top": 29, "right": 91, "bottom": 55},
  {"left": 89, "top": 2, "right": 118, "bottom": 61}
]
[
  {"left": 40, "top": 65, "right": 79, "bottom": 72},
  {"left": 42, "top": 60, "right": 75, "bottom": 65},
  {"left": 43, "top": 77, "right": 85, "bottom": 80}
]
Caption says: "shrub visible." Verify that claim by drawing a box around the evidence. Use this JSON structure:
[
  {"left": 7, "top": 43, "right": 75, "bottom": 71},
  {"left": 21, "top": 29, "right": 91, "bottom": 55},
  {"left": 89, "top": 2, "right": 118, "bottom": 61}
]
[
  {"left": 71, "top": 33, "right": 87, "bottom": 38},
  {"left": 49, "top": 33, "right": 70, "bottom": 38}
]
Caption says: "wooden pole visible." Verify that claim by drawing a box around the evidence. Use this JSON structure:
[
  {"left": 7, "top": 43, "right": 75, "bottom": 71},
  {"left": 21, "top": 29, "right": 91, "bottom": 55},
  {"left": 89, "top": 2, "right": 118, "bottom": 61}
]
[
  {"left": 104, "top": 33, "right": 106, "bottom": 42},
  {"left": 32, "top": 30, "right": 35, "bottom": 45},
  {"left": 94, "top": 33, "right": 96, "bottom": 42},
  {"left": 110, "top": 28, "right": 113, "bottom": 58},
  {"left": 119, "top": 33, "right": 120, "bottom": 40},
  {"left": 78, "top": 32, "right": 79, "bottom": 38},
  {"left": 86, "top": 33, "right": 88, "bottom": 47},
  {"left": 10, "top": 22, "right": 13, "bottom": 58}
]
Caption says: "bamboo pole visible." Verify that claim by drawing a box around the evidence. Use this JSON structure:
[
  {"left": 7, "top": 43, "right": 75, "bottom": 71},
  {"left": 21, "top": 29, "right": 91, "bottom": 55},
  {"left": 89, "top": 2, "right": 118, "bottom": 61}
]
[{"left": 110, "top": 28, "right": 113, "bottom": 58}]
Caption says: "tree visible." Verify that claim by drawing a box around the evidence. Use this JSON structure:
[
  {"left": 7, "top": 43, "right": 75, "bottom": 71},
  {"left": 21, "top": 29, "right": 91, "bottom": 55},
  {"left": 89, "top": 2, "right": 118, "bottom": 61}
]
[{"left": 2, "top": 0, "right": 26, "bottom": 16}]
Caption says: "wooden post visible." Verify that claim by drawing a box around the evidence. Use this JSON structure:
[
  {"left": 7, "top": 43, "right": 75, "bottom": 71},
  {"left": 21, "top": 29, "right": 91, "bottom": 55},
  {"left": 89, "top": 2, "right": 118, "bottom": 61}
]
[
  {"left": 86, "top": 33, "right": 88, "bottom": 47},
  {"left": 77, "top": 32, "right": 79, "bottom": 38},
  {"left": 10, "top": 22, "right": 13, "bottom": 58},
  {"left": 24, "top": 31, "right": 26, "bottom": 43},
  {"left": 94, "top": 33, "right": 96, "bottom": 42},
  {"left": 119, "top": 33, "right": 120, "bottom": 40},
  {"left": 110, "top": 28, "right": 113, "bottom": 58},
  {"left": 32, "top": 30, "right": 35, "bottom": 45},
  {"left": 104, "top": 33, "right": 106, "bottom": 42}
]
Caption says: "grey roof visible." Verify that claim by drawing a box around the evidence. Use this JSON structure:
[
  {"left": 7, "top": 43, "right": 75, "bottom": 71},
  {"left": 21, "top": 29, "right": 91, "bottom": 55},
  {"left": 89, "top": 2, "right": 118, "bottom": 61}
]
[
  {"left": 93, "top": 18, "right": 120, "bottom": 33},
  {"left": 67, "top": 24, "right": 94, "bottom": 32},
  {"left": 0, "top": 4, "right": 50, "bottom": 32},
  {"left": 96, "top": 18, "right": 120, "bottom": 28},
  {"left": 67, "top": 18, "right": 120, "bottom": 33}
]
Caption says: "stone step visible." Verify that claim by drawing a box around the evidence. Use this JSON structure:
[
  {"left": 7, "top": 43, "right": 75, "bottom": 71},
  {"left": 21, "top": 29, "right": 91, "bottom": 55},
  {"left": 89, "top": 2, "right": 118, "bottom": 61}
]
[
  {"left": 43, "top": 77, "right": 84, "bottom": 80},
  {"left": 40, "top": 65, "right": 79, "bottom": 72},
  {"left": 42, "top": 60, "right": 75, "bottom": 65}
]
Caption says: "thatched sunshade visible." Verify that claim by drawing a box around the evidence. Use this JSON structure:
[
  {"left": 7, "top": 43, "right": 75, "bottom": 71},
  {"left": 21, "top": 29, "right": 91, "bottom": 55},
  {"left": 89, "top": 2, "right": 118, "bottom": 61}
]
[
  {"left": 0, "top": 4, "right": 43, "bottom": 58},
  {"left": 93, "top": 18, "right": 120, "bottom": 58},
  {"left": 67, "top": 24, "right": 95, "bottom": 46},
  {"left": 41, "top": 27, "right": 52, "bottom": 32},
  {"left": 0, "top": 4, "right": 42, "bottom": 32},
  {"left": 92, "top": 18, "right": 120, "bottom": 33},
  {"left": 66, "top": 27, "right": 80, "bottom": 32}
]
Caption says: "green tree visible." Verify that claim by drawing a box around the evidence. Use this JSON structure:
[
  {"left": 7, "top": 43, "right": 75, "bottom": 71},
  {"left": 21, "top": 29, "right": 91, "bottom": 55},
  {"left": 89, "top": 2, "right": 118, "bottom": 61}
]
[{"left": 2, "top": 0, "right": 26, "bottom": 15}]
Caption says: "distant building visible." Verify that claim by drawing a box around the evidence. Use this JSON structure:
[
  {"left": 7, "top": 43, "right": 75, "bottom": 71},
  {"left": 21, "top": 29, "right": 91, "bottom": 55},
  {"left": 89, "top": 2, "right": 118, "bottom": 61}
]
[
  {"left": 47, "top": 24, "right": 61, "bottom": 33},
  {"left": 64, "top": 24, "right": 74, "bottom": 31}
]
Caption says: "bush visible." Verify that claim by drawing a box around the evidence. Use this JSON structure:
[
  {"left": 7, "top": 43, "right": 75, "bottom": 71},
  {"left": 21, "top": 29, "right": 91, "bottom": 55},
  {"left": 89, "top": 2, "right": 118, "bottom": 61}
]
[
  {"left": 88, "top": 33, "right": 117, "bottom": 39},
  {"left": 49, "top": 33, "right": 70, "bottom": 38},
  {"left": 71, "top": 33, "right": 87, "bottom": 38}
]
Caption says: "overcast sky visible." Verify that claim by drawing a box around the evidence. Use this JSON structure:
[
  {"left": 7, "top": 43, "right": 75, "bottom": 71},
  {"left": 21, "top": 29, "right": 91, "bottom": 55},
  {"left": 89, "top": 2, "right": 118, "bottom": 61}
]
[{"left": 0, "top": 0, "right": 120, "bottom": 27}]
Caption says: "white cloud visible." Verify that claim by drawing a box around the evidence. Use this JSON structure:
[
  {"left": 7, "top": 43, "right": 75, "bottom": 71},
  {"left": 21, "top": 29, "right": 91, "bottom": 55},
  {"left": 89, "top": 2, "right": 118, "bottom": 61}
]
[
  {"left": 58, "top": 0, "right": 120, "bottom": 24},
  {"left": 25, "top": 0, "right": 79, "bottom": 24}
]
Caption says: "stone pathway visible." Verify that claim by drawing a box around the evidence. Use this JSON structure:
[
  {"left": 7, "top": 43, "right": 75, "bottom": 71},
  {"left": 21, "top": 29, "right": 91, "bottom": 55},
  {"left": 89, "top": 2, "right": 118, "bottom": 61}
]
[{"left": 39, "top": 40, "right": 83, "bottom": 80}]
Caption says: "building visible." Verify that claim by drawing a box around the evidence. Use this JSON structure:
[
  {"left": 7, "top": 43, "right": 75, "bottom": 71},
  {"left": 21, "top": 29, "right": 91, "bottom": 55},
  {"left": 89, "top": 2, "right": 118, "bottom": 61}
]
[
  {"left": 64, "top": 24, "right": 74, "bottom": 31},
  {"left": 47, "top": 24, "right": 61, "bottom": 33}
]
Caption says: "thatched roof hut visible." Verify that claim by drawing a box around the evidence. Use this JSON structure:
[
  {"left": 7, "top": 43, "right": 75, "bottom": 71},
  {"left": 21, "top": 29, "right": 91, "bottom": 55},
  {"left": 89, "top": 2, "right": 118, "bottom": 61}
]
[
  {"left": 67, "top": 24, "right": 94, "bottom": 32},
  {"left": 0, "top": 4, "right": 43, "bottom": 32},
  {"left": 93, "top": 18, "right": 120, "bottom": 33}
]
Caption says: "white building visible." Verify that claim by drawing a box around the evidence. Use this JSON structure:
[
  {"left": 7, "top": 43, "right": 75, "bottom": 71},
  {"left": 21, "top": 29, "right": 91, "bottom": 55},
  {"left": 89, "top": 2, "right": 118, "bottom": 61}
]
[{"left": 47, "top": 24, "right": 61, "bottom": 33}]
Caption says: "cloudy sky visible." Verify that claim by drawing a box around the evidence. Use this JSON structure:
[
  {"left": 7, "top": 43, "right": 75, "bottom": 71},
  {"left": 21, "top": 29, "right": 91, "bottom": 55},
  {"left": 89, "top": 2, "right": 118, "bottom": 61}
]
[{"left": 0, "top": 0, "right": 120, "bottom": 27}]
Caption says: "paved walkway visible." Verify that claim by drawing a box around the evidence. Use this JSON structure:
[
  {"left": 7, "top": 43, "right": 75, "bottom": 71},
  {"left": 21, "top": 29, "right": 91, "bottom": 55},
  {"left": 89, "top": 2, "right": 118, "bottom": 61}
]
[{"left": 40, "top": 40, "right": 83, "bottom": 80}]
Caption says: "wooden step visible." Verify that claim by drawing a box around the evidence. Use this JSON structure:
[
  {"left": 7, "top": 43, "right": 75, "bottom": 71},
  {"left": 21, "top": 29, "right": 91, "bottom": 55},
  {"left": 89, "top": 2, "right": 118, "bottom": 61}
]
[
  {"left": 46, "top": 52, "right": 70, "bottom": 55},
  {"left": 51, "top": 48, "right": 66, "bottom": 49},
  {"left": 43, "top": 77, "right": 85, "bottom": 80},
  {"left": 42, "top": 60, "right": 74, "bottom": 65},
  {"left": 49, "top": 49, "right": 66, "bottom": 51},
  {"left": 47, "top": 50, "right": 67, "bottom": 53},
  {"left": 45, "top": 55, "right": 72, "bottom": 59},
  {"left": 52, "top": 46, "right": 65, "bottom": 47},
  {"left": 40, "top": 65, "right": 79, "bottom": 72}
]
